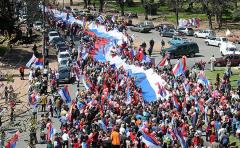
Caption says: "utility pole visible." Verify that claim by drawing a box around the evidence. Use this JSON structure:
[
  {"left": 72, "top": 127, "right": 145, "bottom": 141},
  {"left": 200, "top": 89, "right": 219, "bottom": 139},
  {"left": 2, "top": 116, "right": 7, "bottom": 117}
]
[
  {"left": 176, "top": 0, "right": 179, "bottom": 28},
  {"left": 63, "top": 0, "right": 65, "bottom": 8},
  {"left": 43, "top": 0, "right": 46, "bottom": 68}
]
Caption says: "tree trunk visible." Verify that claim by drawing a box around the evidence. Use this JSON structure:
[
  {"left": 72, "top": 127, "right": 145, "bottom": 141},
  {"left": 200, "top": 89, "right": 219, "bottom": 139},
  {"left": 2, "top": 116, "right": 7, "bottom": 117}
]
[
  {"left": 218, "top": 13, "right": 222, "bottom": 29},
  {"left": 176, "top": 2, "right": 179, "bottom": 28},
  {"left": 84, "top": 0, "right": 88, "bottom": 8},
  {"left": 87, "top": 0, "right": 91, "bottom": 6},
  {"left": 208, "top": 13, "right": 212, "bottom": 29},
  {"left": 120, "top": 4, "right": 124, "bottom": 16},
  {"left": 99, "top": 0, "right": 104, "bottom": 12},
  {"left": 70, "top": 0, "right": 73, "bottom": 5},
  {"left": 144, "top": 7, "right": 148, "bottom": 20}
]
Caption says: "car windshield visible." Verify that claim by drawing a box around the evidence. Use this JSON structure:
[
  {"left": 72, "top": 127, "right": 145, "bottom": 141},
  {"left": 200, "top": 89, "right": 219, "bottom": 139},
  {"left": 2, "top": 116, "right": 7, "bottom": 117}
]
[
  {"left": 227, "top": 47, "right": 237, "bottom": 51},
  {"left": 187, "top": 28, "right": 193, "bottom": 31},
  {"left": 146, "top": 22, "right": 153, "bottom": 25},
  {"left": 60, "top": 60, "right": 68, "bottom": 65},
  {"left": 59, "top": 69, "right": 69, "bottom": 73},
  {"left": 54, "top": 38, "right": 63, "bottom": 42},
  {"left": 60, "top": 54, "right": 69, "bottom": 58},
  {"left": 222, "top": 38, "right": 228, "bottom": 42},
  {"left": 49, "top": 33, "right": 58, "bottom": 36}
]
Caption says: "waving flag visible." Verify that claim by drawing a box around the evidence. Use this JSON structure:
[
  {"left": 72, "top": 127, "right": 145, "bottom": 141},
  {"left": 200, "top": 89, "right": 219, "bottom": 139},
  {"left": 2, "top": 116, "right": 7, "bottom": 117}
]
[
  {"left": 82, "top": 76, "right": 92, "bottom": 90},
  {"left": 158, "top": 52, "right": 169, "bottom": 67},
  {"left": 58, "top": 87, "right": 71, "bottom": 103},
  {"left": 173, "top": 96, "right": 182, "bottom": 110},
  {"left": 140, "top": 130, "right": 160, "bottom": 148},
  {"left": 192, "top": 111, "right": 198, "bottom": 127},
  {"left": 35, "top": 57, "right": 44, "bottom": 66},
  {"left": 173, "top": 127, "right": 187, "bottom": 148},
  {"left": 135, "top": 50, "right": 144, "bottom": 61},
  {"left": 125, "top": 86, "right": 131, "bottom": 105},
  {"left": 96, "top": 15, "right": 105, "bottom": 24},
  {"left": 81, "top": 49, "right": 89, "bottom": 60},
  {"left": 172, "top": 56, "right": 187, "bottom": 77},
  {"left": 50, "top": 125, "right": 55, "bottom": 140},
  {"left": 26, "top": 54, "right": 36, "bottom": 68},
  {"left": 5, "top": 131, "right": 20, "bottom": 148},
  {"left": 99, "top": 120, "right": 107, "bottom": 132},
  {"left": 129, "top": 48, "right": 136, "bottom": 60},
  {"left": 197, "top": 71, "right": 210, "bottom": 87}
]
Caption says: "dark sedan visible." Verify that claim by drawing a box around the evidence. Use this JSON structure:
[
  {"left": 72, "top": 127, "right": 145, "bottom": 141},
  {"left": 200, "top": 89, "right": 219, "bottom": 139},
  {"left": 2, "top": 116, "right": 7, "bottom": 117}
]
[
  {"left": 130, "top": 24, "right": 152, "bottom": 33},
  {"left": 58, "top": 66, "right": 71, "bottom": 83},
  {"left": 215, "top": 54, "right": 240, "bottom": 67},
  {"left": 50, "top": 37, "right": 65, "bottom": 46},
  {"left": 160, "top": 29, "right": 180, "bottom": 38}
]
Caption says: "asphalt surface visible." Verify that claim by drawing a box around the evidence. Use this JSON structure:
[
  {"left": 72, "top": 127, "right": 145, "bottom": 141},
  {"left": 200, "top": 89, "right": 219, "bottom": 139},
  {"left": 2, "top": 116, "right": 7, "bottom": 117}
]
[
  {"left": 3, "top": 29, "right": 240, "bottom": 147},
  {"left": 127, "top": 29, "right": 240, "bottom": 69}
]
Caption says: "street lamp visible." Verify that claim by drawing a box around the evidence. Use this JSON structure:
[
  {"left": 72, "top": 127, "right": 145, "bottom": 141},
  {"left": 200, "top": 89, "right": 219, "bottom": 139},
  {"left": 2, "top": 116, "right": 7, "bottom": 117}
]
[{"left": 42, "top": 0, "right": 46, "bottom": 68}]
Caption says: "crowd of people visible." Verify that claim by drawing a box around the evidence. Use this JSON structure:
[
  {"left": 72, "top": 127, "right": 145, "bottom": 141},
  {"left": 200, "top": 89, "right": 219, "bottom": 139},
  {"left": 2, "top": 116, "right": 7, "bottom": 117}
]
[{"left": 23, "top": 7, "right": 240, "bottom": 148}]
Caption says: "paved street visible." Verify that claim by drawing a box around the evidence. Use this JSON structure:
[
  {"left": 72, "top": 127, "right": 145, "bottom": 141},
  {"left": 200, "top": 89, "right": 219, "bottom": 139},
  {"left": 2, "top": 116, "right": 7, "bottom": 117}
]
[
  {"left": 127, "top": 29, "right": 240, "bottom": 68},
  {"left": 1, "top": 26, "right": 239, "bottom": 147}
]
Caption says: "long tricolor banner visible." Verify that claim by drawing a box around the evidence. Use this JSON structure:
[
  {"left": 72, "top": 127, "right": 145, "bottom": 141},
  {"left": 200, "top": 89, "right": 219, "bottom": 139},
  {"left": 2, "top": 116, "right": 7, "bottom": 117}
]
[{"left": 47, "top": 8, "right": 169, "bottom": 102}]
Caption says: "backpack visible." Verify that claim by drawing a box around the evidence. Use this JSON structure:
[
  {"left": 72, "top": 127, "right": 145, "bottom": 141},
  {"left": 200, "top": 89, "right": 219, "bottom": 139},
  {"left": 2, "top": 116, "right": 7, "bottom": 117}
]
[{"left": 221, "top": 136, "right": 229, "bottom": 145}]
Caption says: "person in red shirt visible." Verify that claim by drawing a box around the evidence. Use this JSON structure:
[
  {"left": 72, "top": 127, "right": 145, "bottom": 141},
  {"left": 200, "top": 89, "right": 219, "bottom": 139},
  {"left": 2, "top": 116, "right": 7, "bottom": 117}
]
[{"left": 209, "top": 131, "right": 216, "bottom": 144}]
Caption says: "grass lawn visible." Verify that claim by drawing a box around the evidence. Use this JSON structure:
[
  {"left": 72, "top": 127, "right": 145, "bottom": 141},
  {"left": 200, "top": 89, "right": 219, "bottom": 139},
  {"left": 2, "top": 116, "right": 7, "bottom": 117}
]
[
  {"left": 205, "top": 67, "right": 240, "bottom": 89},
  {"left": 230, "top": 135, "right": 240, "bottom": 147}
]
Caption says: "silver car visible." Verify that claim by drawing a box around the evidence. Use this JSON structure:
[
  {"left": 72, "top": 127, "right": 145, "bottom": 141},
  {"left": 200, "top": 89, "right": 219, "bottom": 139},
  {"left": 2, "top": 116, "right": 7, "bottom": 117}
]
[{"left": 177, "top": 27, "right": 194, "bottom": 36}]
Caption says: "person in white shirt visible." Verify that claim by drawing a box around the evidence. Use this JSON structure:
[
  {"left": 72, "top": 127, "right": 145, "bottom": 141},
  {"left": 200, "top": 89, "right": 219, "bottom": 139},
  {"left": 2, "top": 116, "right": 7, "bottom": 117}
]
[
  {"left": 62, "top": 131, "right": 69, "bottom": 147},
  {"left": 209, "top": 55, "right": 216, "bottom": 71}
]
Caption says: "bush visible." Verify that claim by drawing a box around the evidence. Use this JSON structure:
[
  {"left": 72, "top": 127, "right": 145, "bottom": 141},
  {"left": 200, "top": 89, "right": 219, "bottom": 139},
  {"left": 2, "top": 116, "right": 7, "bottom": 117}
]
[
  {"left": 0, "top": 46, "right": 9, "bottom": 56},
  {"left": 232, "top": 8, "right": 240, "bottom": 21}
]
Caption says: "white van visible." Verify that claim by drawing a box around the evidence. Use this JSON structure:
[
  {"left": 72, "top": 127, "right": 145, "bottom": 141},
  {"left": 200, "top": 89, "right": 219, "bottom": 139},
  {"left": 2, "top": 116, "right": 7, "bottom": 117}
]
[{"left": 220, "top": 42, "right": 240, "bottom": 56}]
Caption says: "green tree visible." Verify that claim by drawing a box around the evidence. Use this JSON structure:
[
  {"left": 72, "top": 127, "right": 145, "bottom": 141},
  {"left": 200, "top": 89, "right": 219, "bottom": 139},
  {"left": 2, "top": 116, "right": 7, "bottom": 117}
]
[
  {"left": 118, "top": 0, "right": 125, "bottom": 16},
  {"left": 99, "top": 0, "right": 104, "bottom": 12}
]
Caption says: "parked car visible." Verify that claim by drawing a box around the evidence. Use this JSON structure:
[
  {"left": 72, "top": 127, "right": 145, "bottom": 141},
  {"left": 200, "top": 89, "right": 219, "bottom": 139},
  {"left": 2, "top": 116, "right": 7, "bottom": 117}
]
[
  {"left": 155, "top": 23, "right": 175, "bottom": 31},
  {"left": 177, "top": 27, "right": 194, "bottom": 36},
  {"left": 130, "top": 23, "right": 152, "bottom": 33},
  {"left": 48, "top": 31, "right": 60, "bottom": 42},
  {"left": 220, "top": 43, "right": 240, "bottom": 56},
  {"left": 58, "top": 66, "right": 71, "bottom": 83},
  {"left": 56, "top": 43, "right": 69, "bottom": 54},
  {"left": 33, "top": 21, "right": 42, "bottom": 31},
  {"left": 160, "top": 29, "right": 180, "bottom": 38},
  {"left": 215, "top": 54, "right": 240, "bottom": 67},
  {"left": 168, "top": 36, "right": 189, "bottom": 45},
  {"left": 227, "top": 35, "right": 240, "bottom": 44},
  {"left": 59, "top": 59, "right": 69, "bottom": 67},
  {"left": 64, "top": 6, "right": 72, "bottom": 13},
  {"left": 161, "top": 42, "right": 199, "bottom": 59},
  {"left": 194, "top": 29, "right": 215, "bottom": 38},
  {"left": 205, "top": 37, "right": 228, "bottom": 47},
  {"left": 58, "top": 51, "right": 70, "bottom": 63},
  {"left": 50, "top": 37, "right": 64, "bottom": 46}
]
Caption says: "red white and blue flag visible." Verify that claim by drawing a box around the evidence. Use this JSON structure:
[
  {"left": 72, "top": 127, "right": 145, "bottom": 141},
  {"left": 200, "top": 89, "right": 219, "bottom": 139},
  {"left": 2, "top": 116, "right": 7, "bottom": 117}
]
[
  {"left": 58, "top": 86, "right": 71, "bottom": 103},
  {"left": 140, "top": 129, "right": 160, "bottom": 148},
  {"left": 172, "top": 56, "right": 187, "bottom": 77},
  {"left": 158, "top": 52, "right": 169, "bottom": 67}
]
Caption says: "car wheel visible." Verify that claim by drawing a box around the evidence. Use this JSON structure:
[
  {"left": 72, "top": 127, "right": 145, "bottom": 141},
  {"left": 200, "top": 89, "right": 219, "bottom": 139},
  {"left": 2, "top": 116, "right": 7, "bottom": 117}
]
[
  {"left": 218, "top": 43, "right": 221, "bottom": 47},
  {"left": 216, "top": 63, "right": 221, "bottom": 67},
  {"left": 194, "top": 34, "right": 198, "bottom": 38},
  {"left": 189, "top": 52, "right": 195, "bottom": 58},
  {"left": 205, "top": 42, "right": 209, "bottom": 46}
]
